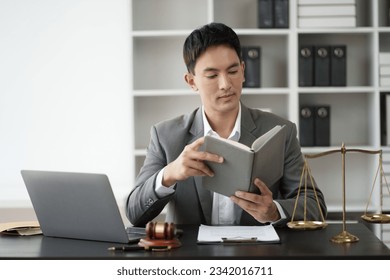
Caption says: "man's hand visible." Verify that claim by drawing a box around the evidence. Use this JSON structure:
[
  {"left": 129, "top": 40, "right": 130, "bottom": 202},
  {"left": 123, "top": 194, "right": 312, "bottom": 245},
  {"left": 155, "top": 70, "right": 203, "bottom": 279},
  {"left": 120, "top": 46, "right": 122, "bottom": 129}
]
[
  {"left": 162, "top": 137, "right": 223, "bottom": 187},
  {"left": 230, "top": 178, "right": 280, "bottom": 223}
]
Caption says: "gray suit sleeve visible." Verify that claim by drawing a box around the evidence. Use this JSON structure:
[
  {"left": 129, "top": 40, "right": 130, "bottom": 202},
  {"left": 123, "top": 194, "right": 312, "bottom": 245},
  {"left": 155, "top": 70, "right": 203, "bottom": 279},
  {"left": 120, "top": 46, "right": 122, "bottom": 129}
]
[{"left": 126, "top": 125, "right": 174, "bottom": 226}]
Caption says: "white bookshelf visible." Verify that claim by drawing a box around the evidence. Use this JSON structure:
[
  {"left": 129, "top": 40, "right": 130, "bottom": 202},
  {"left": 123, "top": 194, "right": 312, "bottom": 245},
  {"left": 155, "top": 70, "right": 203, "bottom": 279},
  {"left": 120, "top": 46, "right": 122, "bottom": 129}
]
[{"left": 130, "top": 0, "right": 390, "bottom": 245}]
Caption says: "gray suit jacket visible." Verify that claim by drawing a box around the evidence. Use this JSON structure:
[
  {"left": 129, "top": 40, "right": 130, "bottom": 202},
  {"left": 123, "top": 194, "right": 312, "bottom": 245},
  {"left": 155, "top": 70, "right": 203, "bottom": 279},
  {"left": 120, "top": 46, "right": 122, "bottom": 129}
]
[{"left": 126, "top": 104, "right": 327, "bottom": 226}]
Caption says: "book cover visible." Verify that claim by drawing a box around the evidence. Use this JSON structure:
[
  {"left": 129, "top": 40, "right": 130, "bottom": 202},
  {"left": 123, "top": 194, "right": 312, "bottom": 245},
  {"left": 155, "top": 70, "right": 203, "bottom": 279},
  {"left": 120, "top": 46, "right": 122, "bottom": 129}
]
[{"left": 202, "top": 125, "right": 286, "bottom": 197}]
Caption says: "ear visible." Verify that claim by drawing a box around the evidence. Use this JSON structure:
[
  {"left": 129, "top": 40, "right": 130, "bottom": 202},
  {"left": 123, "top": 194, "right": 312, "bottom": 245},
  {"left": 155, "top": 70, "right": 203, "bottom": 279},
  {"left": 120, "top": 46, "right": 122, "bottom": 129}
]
[{"left": 184, "top": 72, "right": 198, "bottom": 91}]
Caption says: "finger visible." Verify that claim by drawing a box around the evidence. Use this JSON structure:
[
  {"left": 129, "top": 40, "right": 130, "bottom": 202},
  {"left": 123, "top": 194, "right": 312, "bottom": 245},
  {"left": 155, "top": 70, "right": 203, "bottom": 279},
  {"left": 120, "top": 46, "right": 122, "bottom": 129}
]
[
  {"left": 234, "top": 190, "right": 261, "bottom": 204},
  {"left": 188, "top": 159, "right": 215, "bottom": 177},
  {"left": 253, "top": 178, "right": 271, "bottom": 195},
  {"left": 188, "top": 137, "right": 205, "bottom": 150},
  {"left": 195, "top": 150, "right": 223, "bottom": 163},
  {"left": 230, "top": 195, "right": 258, "bottom": 212},
  {"left": 188, "top": 138, "right": 223, "bottom": 163}
]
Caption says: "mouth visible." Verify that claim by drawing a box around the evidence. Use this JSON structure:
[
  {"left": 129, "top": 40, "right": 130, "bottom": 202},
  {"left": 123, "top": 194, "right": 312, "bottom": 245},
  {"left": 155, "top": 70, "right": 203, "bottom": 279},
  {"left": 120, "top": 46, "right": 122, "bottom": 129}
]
[{"left": 218, "top": 93, "right": 235, "bottom": 99}]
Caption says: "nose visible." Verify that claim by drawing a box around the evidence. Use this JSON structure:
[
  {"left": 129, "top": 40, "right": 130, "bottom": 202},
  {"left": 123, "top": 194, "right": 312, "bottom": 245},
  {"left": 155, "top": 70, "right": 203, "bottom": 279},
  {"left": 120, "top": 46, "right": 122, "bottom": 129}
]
[{"left": 218, "top": 73, "right": 232, "bottom": 91}]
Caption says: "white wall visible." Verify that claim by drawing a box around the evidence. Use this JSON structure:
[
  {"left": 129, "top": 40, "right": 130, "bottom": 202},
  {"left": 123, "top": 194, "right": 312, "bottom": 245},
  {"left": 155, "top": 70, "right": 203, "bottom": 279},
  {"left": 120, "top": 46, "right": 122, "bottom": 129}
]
[{"left": 0, "top": 0, "right": 133, "bottom": 210}]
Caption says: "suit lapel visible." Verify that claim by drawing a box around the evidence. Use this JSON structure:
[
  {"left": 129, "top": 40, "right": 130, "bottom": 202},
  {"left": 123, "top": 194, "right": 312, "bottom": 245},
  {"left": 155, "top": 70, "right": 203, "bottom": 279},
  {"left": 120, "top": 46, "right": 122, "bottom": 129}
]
[
  {"left": 189, "top": 108, "right": 213, "bottom": 225},
  {"left": 239, "top": 104, "right": 258, "bottom": 146}
]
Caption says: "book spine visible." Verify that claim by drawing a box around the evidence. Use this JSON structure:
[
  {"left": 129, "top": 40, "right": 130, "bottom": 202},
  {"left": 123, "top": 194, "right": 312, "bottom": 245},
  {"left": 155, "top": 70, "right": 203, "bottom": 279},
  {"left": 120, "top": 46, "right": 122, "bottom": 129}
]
[
  {"left": 379, "top": 52, "right": 390, "bottom": 65},
  {"left": 380, "top": 77, "right": 390, "bottom": 87},
  {"left": 298, "top": 16, "right": 356, "bottom": 28},
  {"left": 380, "top": 66, "right": 390, "bottom": 75},
  {"left": 258, "top": 0, "right": 274, "bottom": 28},
  {"left": 298, "top": 5, "right": 356, "bottom": 17},
  {"left": 298, "top": 0, "right": 355, "bottom": 5},
  {"left": 274, "top": 0, "right": 289, "bottom": 28}
]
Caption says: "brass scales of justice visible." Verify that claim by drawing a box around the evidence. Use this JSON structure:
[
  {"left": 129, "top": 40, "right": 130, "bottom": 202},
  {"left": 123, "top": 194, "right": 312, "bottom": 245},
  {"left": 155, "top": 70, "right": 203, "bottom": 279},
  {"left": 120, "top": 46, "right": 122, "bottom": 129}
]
[{"left": 287, "top": 143, "right": 390, "bottom": 243}]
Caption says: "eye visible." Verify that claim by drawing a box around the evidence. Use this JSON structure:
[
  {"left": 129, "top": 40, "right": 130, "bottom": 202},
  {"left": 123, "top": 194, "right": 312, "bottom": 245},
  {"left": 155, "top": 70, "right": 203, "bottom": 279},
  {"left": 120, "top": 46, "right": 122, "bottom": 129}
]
[{"left": 206, "top": 74, "right": 218, "bottom": 79}]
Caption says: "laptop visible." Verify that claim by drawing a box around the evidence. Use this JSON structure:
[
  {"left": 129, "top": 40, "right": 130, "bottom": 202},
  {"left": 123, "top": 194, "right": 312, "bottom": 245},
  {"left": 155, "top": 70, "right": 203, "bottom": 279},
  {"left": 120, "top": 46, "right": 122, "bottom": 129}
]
[{"left": 21, "top": 170, "right": 145, "bottom": 243}]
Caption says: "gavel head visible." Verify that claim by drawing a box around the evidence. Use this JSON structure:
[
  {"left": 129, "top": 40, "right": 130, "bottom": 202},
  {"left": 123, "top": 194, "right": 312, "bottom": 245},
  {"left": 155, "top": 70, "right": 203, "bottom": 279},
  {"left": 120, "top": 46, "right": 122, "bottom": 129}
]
[{"left": 145, "top": 222, "right": 176, "bottom": 240}]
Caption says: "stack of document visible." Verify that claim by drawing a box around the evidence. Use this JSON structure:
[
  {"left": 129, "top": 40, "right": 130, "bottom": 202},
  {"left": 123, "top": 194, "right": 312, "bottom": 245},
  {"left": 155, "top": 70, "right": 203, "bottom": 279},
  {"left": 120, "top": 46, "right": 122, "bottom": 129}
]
[
  {"left": 380, "top": 53, "right": 390, "bottom": 87},
  {"left": 297, "top": 0, "right": 356, "bottom": 28},
  {"left": 197, "top": 224, "right": 280, "bottom": 244}
]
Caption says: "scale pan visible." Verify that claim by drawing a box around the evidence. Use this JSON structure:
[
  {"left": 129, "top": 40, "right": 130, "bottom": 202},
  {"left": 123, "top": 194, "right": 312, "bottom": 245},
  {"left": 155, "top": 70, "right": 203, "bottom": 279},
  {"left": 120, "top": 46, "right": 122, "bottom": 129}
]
[
  {"left": 287, "top": 221, "right": 327, "bottom": 230},
  {"left": 361, "top": 214, "right": 390, "bottom": 223}
]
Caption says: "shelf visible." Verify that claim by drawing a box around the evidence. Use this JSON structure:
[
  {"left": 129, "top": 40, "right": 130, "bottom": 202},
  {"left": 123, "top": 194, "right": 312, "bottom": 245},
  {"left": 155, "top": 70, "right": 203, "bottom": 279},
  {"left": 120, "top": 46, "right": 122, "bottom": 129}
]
[{"left": 130, "top": 0, "right": 390, "bottom": 241}]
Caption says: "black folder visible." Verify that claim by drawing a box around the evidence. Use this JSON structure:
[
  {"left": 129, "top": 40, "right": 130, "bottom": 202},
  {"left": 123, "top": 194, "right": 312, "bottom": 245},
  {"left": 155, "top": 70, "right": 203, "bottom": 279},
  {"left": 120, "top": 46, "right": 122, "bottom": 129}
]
[
  {"left": 242, "top": 46, "right": 261, "bottom": 88},
  {"left": 330, "top": 45, "right": 347, "bottom": 86},
  {"left": 314, "top": 106, "right": 330, "bottom": 146},
  {"left": 274, "top": 0, "right": 289, "bottom": 28},
  {"left": 299, "top": 106, "right": 315, "bottom": 147},
  {"left": 314, "top": 46, "right": 330, "bottom": 86},
  {"left": 258, "top": 0, "right": 273, "bottom": 28},
  {"left": 299, "top": 46, "right": 314, "bottom": 87}
]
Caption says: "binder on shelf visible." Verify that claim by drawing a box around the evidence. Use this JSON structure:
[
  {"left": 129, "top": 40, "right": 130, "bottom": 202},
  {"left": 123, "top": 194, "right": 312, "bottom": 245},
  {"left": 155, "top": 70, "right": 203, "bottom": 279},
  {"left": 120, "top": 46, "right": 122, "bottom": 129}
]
[
  {"left": 380, "top": 93, "right": 388, "bottom": 146},
  {"left": 242, "top": 46, "right": 261, "bottom": 88},
  {"left": 314, "top": 106, "right": 331, "bottom": 146},
  {"left": 330, "top": 45, "right": 347, "bottom": 86},
  {"left": 384, "top": 93, "right": 390, "bottom": 146},
  {"left": 314, "top": 46, "right": 330, "bottom": 86},
  {"left": 274, "top": 0, "right": 289, "bottom": 28},
  {"left": 299, "top": 46, "right": 314, "bottom": 87},
  {"left": 258, "top": 0, "right": 274, "bottom": 28},
  {"left": 299, "top": 106, "right": 315, "bottom": 147}
]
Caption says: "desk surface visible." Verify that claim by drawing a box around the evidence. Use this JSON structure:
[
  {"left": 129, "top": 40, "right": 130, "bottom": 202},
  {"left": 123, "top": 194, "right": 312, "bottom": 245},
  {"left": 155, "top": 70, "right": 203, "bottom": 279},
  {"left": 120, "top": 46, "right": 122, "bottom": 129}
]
[{"left": 0, "top": 223, "right": 389, "bottom": 259}]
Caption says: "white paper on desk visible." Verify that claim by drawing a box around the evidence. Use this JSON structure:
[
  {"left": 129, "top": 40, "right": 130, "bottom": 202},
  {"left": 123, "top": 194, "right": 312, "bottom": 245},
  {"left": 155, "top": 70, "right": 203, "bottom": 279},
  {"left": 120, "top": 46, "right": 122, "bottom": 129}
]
[{"left": 197, "top": 224, "right": 280, "bottom": 244}]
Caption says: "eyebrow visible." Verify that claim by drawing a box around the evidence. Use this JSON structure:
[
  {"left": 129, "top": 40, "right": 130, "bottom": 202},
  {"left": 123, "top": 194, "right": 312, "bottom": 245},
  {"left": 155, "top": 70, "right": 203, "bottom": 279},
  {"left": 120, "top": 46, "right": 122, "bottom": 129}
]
[{"left": 202, "top": 62, "right": 240, "bottom": 73}]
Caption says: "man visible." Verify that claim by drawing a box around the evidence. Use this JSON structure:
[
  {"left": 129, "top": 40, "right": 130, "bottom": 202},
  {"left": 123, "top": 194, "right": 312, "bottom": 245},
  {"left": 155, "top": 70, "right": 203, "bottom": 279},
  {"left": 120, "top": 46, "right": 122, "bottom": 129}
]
[{"left": 127, "top": 22, "right": 327, "bottom": 227}]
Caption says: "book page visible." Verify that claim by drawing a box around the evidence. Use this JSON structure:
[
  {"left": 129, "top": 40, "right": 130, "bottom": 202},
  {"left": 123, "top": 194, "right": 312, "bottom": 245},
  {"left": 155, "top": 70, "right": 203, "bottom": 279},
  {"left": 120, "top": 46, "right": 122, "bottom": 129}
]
[
  {"left": 251, "top": 125, "right": 282, "bottom": 152},
  {"left": 206, "top": 135, "right": 251, "bottom": 151}
]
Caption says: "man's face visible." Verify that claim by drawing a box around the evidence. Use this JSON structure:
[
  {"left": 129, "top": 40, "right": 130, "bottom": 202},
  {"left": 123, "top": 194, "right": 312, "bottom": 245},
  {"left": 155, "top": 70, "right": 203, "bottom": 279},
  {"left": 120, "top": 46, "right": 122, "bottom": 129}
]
[{"left": 186, "top": 45, "right": 245, "bottom": 116}]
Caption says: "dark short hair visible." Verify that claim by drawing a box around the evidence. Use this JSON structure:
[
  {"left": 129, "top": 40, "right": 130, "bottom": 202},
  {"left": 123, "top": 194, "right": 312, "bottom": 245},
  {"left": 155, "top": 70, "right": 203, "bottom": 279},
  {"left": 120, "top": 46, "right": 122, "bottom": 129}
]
[{"left": 183, "top": 22, "right": 242, "bottom": 75}]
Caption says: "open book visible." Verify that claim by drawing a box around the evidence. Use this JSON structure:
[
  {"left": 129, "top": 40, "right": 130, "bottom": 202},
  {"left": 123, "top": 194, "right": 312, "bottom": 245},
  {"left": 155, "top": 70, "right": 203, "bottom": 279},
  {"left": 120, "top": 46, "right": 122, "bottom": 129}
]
[{"left": 202, "top": 125, "right": 286, "bottom": 197}]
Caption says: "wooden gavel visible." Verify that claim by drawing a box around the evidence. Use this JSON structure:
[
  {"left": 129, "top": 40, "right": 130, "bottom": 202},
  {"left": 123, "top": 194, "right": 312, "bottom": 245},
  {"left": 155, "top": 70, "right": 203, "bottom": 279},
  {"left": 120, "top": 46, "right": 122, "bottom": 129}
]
[{"left": 138, "top": 222, "right": 182, "bottom": 250}]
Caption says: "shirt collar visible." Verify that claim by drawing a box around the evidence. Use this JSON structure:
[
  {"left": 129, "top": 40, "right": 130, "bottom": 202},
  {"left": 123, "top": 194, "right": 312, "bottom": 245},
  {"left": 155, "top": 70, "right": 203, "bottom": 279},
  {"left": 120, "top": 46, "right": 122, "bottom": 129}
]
[{"left": 202, "top": 104, "right": 241, "bottom": 141}]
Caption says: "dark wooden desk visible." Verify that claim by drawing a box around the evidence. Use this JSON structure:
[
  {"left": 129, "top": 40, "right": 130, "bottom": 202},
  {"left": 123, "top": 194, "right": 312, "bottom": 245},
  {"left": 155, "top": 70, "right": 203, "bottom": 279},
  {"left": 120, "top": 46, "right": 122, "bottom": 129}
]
[{"left": 0, "top": 223, "right": 389, "bottom": 259}]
